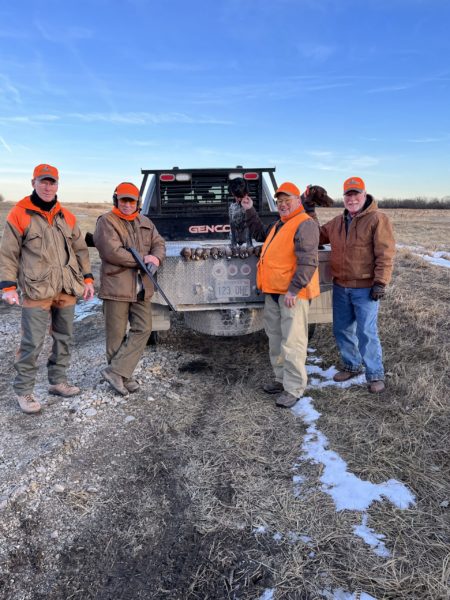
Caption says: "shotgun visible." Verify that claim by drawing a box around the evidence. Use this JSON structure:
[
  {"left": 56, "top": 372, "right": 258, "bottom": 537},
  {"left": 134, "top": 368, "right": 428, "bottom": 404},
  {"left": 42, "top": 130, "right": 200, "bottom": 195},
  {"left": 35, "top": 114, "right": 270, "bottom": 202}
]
[{"left": 127, "top": 247, "right": 177, "bottom": 312}]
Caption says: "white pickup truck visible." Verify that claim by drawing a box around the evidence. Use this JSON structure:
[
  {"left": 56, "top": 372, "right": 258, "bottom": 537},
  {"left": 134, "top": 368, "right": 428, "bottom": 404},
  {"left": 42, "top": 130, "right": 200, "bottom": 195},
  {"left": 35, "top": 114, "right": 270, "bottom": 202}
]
[{"left": 139, "top": 166, "right": 332, "bottom": 337}]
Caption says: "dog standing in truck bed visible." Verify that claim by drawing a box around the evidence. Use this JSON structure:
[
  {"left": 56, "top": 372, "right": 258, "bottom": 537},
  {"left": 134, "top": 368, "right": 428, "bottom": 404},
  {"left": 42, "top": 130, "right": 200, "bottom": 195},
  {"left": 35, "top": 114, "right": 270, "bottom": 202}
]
[
  {"left": 228, "top": 178, "right": 253, "bottom": 248},
  {"left": 301, "top": 185, "right": 334, "bottom": 224}
]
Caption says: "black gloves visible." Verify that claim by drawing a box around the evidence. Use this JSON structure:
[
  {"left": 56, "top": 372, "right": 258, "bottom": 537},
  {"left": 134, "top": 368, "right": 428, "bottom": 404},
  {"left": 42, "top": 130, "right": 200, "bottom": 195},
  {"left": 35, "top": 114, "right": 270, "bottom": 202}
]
[{"left": 370, "top": 283, "right": 385, "bottom": 301}]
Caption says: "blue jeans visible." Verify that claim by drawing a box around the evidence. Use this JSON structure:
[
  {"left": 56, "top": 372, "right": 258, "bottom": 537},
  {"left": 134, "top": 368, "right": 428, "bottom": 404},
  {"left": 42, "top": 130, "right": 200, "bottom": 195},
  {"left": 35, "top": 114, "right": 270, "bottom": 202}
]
[{"left": 332, "top": 284, "right": 384, "bottom": 382}]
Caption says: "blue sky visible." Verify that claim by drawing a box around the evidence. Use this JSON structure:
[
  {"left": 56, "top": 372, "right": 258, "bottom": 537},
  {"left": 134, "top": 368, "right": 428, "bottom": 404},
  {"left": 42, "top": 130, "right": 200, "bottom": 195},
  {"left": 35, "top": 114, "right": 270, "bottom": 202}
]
[{"left": 1, "top": 0, "right": 449, "bottom": 203}]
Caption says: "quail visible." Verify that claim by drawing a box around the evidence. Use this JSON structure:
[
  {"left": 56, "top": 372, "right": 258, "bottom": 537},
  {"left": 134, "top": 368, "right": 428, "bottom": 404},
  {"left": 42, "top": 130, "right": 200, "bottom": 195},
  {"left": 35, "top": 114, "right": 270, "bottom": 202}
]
[
  {"left": 180, "top": 247, "right": 192, "bottom": 260},
  {"left": 239, "top": 244, "right": 249, "bottom": 259}
]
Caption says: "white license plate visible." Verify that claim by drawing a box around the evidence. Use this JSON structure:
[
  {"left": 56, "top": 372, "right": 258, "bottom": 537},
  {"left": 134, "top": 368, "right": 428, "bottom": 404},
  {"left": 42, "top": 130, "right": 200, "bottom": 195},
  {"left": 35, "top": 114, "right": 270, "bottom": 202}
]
[{"left": 215, "top": 279, "right": 251, "bottom": 298}]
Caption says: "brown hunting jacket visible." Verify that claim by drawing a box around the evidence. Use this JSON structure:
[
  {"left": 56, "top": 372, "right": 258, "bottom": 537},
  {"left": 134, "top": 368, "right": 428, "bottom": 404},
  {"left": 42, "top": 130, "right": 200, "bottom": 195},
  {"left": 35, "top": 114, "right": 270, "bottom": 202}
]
[
  {"left": 0, "top": 195, "right": 92, "bottom": 299},
  {"left": 319, "top": 195, "right": 395, "bottom": 288},
  {"left": 93, "top": 210, "right": 166, "bottom": 301}
]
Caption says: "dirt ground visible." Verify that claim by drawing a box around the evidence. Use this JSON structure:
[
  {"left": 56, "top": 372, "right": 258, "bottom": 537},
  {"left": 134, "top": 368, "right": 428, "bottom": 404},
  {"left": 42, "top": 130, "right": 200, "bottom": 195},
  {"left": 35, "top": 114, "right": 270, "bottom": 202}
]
[{"left": 0, "top": 203, "right": 449, "bottom": 600}]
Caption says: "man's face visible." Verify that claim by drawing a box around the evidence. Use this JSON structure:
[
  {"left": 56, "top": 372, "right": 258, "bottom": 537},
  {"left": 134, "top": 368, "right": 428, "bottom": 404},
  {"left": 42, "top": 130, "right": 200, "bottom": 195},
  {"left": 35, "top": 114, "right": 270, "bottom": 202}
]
[
  {"left": 343, "top": 190, "right": 366, "bottom": 216},
  {"left": 117, "top": 197, "right": 138, "bottom": 215},
  {"left": 275, "top": 192, "right": 301, "bottom": 217},
  {"left": 32, "top": 177, "right": 58, "bottom": 202}
]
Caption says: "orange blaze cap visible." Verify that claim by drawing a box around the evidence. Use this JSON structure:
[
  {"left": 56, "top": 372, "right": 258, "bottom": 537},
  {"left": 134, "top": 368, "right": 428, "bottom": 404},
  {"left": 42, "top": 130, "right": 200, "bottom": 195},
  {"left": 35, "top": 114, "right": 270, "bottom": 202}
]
[
  {"left": 33, "top": 164, "right": 59, "bottom": 182},
  {"left": 115, "top": 182, "right": 140, "bottom": 202},
  {"left": 274, "top": 181, "right": 301, "bottom": 197},
  {"left": 343, "top": 176, "right": 365, "bottom": 194}
]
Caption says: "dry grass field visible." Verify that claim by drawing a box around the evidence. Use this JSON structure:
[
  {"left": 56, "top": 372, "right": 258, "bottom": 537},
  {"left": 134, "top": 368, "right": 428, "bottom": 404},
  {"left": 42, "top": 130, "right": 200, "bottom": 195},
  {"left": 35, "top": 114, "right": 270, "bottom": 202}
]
[{"left": 0, "top": 201, "right": 449, "bottom": 599}]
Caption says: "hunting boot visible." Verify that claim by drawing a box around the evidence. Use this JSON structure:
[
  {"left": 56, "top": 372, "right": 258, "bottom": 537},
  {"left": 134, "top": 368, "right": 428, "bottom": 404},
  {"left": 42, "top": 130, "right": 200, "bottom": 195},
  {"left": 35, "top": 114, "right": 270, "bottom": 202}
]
[
  {"left": 333, "top": 371, "right": 362, "bottom": 383},
  {"left": 368, "top": 380, "right": 385, "bottom": 393},
  {"left": 275, "top": 391, "right": 298, "bottom": 409},
  {"left": 48, "top": 382, "right": 81, "bottom": 397},
  {"left": 101, "top": 367, "right": 129, "bottom": 396},
  {"left": 263, "top": 381, "right": 284, "bottom": 394},
  {"left": 124, "top": 378, "right": 140, "bottom": 393},
  {"left": 16, "top": 394, "right": 42, "bottom": 415}
]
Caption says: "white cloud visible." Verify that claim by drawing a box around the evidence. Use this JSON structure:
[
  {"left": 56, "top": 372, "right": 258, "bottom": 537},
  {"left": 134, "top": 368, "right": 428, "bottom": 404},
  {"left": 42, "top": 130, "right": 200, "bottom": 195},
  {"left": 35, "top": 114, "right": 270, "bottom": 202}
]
[
  {"left": 0, "top": 136, "right": 12, "bottom": 152},
  {"left": 34, "top": 20, "right": 94, "bottom": 43},
  {"left": 406, "top": 136, "right": 449, "bottom": 143},
  {"left": 68, "top": 111, "right": 233, "bottom": 125},
  {"left": 297, "top": 43, "right": 336, "bottom": 62},
  {"left": 144, "top": 61, "right": 210, "bottom": 72},
  {"left": 0, "top": 114, "right": 60, "bottom": 124},
  {"left": 0, "top": 73, "right": 22, "bottom": 104},
  {"left": 366, "top": 84, "right": 412, "bottom": 94}
]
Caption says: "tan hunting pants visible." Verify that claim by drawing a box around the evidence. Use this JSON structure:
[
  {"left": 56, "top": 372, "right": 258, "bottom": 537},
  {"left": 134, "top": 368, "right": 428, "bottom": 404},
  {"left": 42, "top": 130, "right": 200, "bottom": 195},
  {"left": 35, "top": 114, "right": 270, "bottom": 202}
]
[{"left": 263, "top": 294, "right": 309, "bottom": 398}]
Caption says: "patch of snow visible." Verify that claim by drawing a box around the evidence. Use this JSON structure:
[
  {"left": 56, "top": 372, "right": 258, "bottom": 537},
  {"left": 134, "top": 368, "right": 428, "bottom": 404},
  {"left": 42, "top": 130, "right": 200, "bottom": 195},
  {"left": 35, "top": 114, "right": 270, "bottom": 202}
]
[
  {"left": 293, "top": 474, "right": 305, "bottom": 497},
  {"left": 74, "top": 296, "right": 102, "bottom": 321},
  {"left": 397, "top": 244, "right": 450, "bottom": 269},
  {"left": 259, "top": 589, "right": 275, "bottom": 600},
  {"left": 308, "top": 371, "right": 367, "bottom": 389},
  {"left": 322, "top": 590, "right": 377, "bottom": 600},
  {"left": 308, "top": 355, "right": 323, "bottom": 364},
  {"left": 297, "top": 397, "right": 415, "bottom": 512},
  {"left": 291, "top": 356, "right": 416, "bottom": 561},
  {"left": 291, "top": 396, "right": 321, "bottom": 424},
  {"left": 287, "top": 531, "right": 310, "bottom": 544},
  {"left": 353, "top": 514, "right": 389, "bottom": 558},
  {"left": 253, "top": 525, "right": 267, "bottom": 534},
  {"left": 419, "top": 252, "right": 450, "bottom": 268}
]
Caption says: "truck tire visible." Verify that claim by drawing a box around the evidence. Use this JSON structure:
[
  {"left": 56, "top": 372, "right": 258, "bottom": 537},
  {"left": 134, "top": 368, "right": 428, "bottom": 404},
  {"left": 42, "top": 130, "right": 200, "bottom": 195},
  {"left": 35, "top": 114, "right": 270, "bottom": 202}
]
[{"left": 147, "top": 331, "right": 159, "bottom": 346}]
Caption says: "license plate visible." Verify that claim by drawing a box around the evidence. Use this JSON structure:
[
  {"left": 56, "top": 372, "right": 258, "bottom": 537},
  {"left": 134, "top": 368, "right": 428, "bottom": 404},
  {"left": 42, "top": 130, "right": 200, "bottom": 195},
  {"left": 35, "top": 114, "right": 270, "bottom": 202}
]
[{"left": 215, "top": 279, "right": 251, "bottom": 299}]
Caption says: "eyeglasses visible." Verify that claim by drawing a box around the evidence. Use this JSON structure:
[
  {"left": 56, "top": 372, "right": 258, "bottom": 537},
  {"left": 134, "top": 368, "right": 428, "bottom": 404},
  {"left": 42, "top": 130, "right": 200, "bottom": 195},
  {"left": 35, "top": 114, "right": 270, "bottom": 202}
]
[{"left": 276, "top": 197, "right": 294, "bottom": 206}]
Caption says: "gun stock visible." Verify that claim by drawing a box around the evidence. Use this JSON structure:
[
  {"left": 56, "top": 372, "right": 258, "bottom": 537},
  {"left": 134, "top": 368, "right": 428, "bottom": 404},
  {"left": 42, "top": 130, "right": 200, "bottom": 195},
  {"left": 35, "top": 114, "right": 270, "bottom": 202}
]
[{"left": 127, "top": 247, "right": 176, "bottom": 312}]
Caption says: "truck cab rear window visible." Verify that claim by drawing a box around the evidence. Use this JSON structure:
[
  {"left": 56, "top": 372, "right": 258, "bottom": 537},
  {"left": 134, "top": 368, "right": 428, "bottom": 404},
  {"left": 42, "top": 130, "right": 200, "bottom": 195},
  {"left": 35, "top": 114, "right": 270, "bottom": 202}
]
[{"left": 160, "top": 175, "right": 259, "bottom": 214}]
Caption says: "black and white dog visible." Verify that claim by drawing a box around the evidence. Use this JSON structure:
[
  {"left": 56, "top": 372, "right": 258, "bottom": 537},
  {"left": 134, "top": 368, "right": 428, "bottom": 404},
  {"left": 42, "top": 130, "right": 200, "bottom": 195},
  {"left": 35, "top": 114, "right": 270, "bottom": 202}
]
[{"left": 228, "top": 178, "right": 253, "bottom": 247}]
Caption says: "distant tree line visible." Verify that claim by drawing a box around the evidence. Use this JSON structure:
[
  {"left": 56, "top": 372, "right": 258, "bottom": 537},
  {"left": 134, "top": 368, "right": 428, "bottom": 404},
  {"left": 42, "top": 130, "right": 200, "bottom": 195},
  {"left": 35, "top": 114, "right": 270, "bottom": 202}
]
[{"left": 331, "top": 197, "right": 450, "bottom": 209}]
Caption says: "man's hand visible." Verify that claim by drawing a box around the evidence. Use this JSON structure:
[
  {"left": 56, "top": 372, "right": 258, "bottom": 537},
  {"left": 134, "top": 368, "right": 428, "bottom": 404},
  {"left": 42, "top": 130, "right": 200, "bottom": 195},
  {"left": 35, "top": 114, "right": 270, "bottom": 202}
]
[
  {"left": 144, "top": 255, "right": 160, "bottom": 268},
  {"left": 240, "top": 195, "right": 253, "bottom": 211},
  {"left": 284, "top": 291, "right": 297, "bottom": 308},
  {"left": 83, "top": 282, "right": 95, "bottom": 301},
  {"left": 370, "top": 283, "right": 385, "bottom": 301},
  {"left": 2, "top": 290, "right": 20, "bottom": 306}
]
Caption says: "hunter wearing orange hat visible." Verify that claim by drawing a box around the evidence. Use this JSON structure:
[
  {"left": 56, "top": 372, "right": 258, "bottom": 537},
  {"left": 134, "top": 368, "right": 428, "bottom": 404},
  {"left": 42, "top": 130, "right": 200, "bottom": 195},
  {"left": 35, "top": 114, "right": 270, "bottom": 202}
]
[
  {"left": 241, "top": 182, "right": 320, "bottom": 408},
  {"left": 0, "top": 164, "right": 95, "bottom": 414},
  {"left": 93, "top": 182, "right": 166, "bottom": 395},
  {"left": 320, "top": 177, "right": 395, "bottom": 393}
]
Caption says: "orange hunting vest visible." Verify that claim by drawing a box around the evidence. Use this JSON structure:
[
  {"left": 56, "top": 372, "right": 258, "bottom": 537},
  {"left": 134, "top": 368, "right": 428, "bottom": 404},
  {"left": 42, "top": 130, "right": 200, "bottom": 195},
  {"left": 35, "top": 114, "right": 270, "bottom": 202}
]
[{"left": 257, "top": 207, "right": 320, "bottom": 300}]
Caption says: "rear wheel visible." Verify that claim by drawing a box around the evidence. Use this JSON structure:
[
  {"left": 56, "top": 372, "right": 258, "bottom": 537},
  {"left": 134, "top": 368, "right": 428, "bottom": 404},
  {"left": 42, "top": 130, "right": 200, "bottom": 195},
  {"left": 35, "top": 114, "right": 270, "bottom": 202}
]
[{"left": 147, "top": 331, "right": 159, "bottom": 346}]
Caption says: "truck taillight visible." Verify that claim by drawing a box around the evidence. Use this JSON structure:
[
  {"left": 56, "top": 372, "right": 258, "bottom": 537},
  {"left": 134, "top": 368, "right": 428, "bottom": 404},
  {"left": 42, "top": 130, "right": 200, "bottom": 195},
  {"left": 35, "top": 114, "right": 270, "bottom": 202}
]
[
  {"left": 229, "top": 172, "right": 243, "bottom": 180},
  {"left": 160, "top": 173, "right": 191, "bottom": 182},
  {"left": 244, "top": 172, "right": 259, "bottom": 180},
  {"left": 175, "top": 173, "right": 191, "bottom": 182}
]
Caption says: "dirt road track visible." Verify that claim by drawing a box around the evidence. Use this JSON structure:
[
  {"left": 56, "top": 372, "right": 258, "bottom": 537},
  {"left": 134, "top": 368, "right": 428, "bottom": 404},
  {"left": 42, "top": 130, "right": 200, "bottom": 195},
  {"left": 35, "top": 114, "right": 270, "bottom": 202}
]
[{"left": 1, "top": 304, "right": 305, "bottom": 600}]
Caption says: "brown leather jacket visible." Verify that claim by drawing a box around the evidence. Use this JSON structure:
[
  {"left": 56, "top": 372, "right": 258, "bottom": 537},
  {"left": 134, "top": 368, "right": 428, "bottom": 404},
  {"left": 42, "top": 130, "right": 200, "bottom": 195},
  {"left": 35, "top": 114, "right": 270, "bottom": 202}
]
[
  {"left": 0, "top": 196, "right": 92, "bottom": 299},
  {"left": 319, "top": 196, "right": 395, "bottom": 288},
  {"left": 93, "top": 211, "right": 166, "bottom": 301}
]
